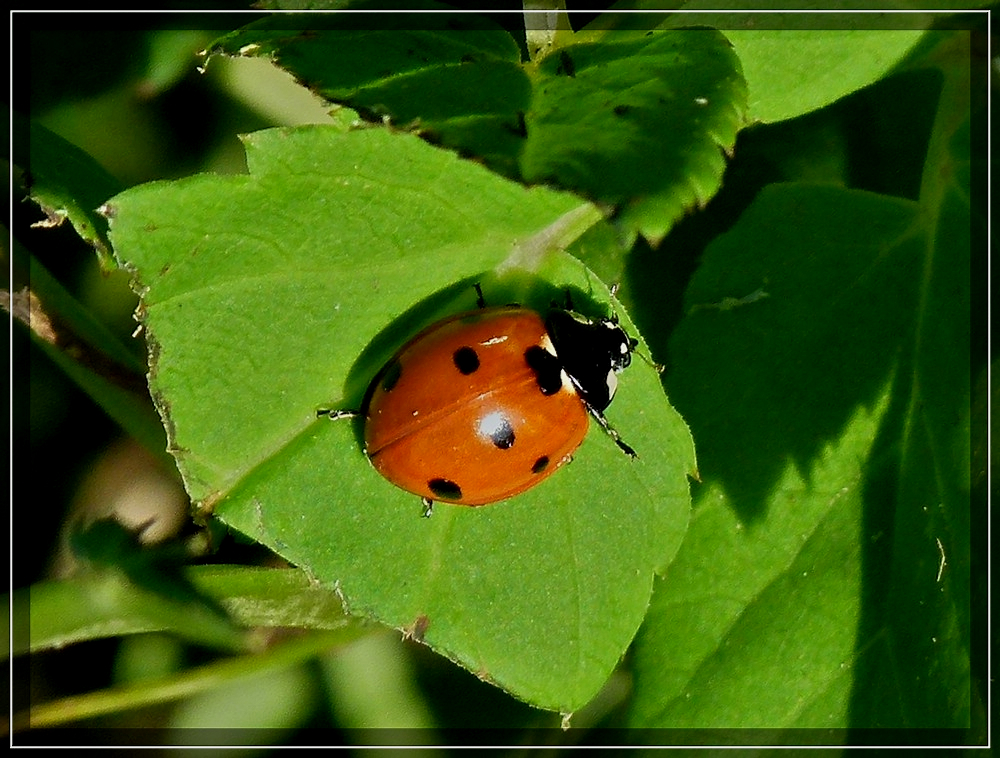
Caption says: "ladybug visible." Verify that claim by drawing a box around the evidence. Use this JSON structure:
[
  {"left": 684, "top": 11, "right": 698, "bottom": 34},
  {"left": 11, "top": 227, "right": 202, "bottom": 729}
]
[{"left": 322, "top": 285, "right": 637, "bottom": 510}]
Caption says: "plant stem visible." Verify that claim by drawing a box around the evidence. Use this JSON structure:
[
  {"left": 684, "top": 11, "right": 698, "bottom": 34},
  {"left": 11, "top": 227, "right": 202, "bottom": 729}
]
[
  {"left": 523, "top": 0, "right": 571, "bottom": 61},
  {"left": 12, "top": 627, "right": 367, "bottom": 731}
]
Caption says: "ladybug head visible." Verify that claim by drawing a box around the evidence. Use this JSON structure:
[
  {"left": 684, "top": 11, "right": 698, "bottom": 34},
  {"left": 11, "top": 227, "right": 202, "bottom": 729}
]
[
  {"left": 605, "top": 314, "right": 638, "bottom": 373},
  {"left": 545, "top": 308, "right": 637, "bottom": 413}
]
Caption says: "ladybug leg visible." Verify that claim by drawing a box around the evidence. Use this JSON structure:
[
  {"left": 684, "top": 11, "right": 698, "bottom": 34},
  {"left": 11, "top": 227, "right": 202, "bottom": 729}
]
[
  {"left": 474, "top": 282, "right": 486, "bottom": 309},
  {"left": 317, "top": 408, "right": 359, "bottom": 420},
  {"left": 588, "top": 407, "right": 637, "bottom": 458}
]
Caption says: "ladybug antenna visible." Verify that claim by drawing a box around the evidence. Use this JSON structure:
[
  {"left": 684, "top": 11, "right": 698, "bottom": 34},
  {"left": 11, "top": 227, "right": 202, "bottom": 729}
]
[
  {"left": 624, "top": 332, "right": 663, "bottom": 374},
  {"left": 603, "top": 285, "right": 662, "bottom": 373},
  {"left": 638, "top": 350, "right": 665, "bottom": 374}
]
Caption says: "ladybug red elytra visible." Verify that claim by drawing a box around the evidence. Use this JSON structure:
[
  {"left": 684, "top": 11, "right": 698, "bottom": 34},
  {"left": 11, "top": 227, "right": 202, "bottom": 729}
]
[{"left": 321, "top": 285, "right": 637, "bottom": 510}]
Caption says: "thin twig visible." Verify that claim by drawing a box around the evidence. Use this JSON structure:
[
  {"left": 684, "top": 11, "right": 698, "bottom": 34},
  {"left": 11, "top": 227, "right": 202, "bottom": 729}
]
[{"left": 4, "top": 285, "right": 148, "bottom": 396}]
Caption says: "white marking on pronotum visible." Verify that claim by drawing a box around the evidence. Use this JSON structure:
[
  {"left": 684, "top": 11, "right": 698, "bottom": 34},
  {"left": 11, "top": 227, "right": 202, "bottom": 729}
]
[
  {"left": 605, "top": 370, "right": 618, "bottom": 401},
  {"left": 538, "top": 333, "right": 557, "bottom": 355}
]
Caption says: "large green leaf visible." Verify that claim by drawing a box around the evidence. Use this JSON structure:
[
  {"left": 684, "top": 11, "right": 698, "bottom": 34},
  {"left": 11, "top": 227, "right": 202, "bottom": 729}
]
[
  {"left": 106, "top": 125, "right": 695, "bottom": 712},
  {"left": 727, "top": 29, "right": 927, "bottom": 124},
  {"left": 206, "top": 19, "right": 746, "bottom": 244},
  {"left": 629, "top": 181, "right": 971, "bottom": 731},
  {"left": 590, "top": 7, "right": 929, "bottom": 124}
]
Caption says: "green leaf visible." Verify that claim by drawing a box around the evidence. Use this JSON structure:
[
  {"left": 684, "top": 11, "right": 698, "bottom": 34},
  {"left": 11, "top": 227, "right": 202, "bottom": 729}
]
[
  {"left": 206, "top": 20, "right": 746, "bottom": 244},
  {"left": 26, "top": 568, "right": 245, "bottom": 657},
  {"left": 107, "top": 125, "right": 696, "bottom": 712},
  {"left": 629, "top": 181, "right": 970, "bottom": 729},
  {"left": 16, "top": 117, "right": 123, "bottom": 270},
  {"left": 16, "top": 565, "right": 354, "bottom": 658},
  {"left": 589, "top": 9, "right": 930, "bottom": 124},
  {"left": 523, "top": 30, "right": 746, "bottom": 242},
  {"left": 727, "top": 29, "right": 927, "bottom": 124}
]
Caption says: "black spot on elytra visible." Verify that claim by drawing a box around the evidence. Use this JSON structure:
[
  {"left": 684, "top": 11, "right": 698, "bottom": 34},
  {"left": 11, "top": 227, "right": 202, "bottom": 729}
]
[
  {"left": 532, "top": 456, "right": 550, "bottom": 474},
  {"left": 453, "top": 346, "right": 480, "bottom": 375},
  {"left": 380, "top": 360, "right": 402, "bottom": 392},
  {"left": 488, "top": 416, "right": 515, "bottom": 449},
  {"left": 428, "top": 478, "right": 462, "bottom": 500},
  {"left": 524, "top": 345, "right": 563, "bottom": 395}
]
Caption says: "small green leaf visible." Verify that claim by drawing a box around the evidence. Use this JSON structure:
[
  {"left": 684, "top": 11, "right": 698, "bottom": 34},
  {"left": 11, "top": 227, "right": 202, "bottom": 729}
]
[
  {"left": 16, "top": 566, "right": 355, "bottom": 658},
  {"left": 207, "top": 20, "right": 746, "bottom": 244},
  {"left": 107, "top": 125, "right": 695, "bottom": 712},
  {"left": 16, "top": 118, "right": 123, "bottom": 270},
  {"left": 27, "top": 569, "right": 246, "bottom": 657}
]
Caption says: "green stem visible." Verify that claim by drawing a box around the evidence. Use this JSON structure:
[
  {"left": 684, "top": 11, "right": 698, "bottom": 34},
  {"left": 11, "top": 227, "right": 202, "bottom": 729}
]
[
  {"left": 498, "top": 202, "right": 604, "bottom": 274},
  {"left": 13, "top": 627, "right": 367, "bottom": 730}
]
